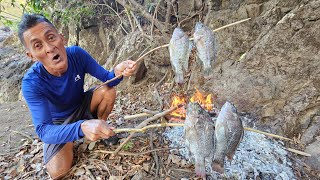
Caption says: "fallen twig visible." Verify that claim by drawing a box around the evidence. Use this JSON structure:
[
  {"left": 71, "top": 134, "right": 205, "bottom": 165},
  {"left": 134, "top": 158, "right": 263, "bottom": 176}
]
[
  {"left": 10, "top": 130, "right": 33, "bottom": 143},
  {"left": 94, "top": 18, "right": 251, "bottom": 91},
  {"left": 150, "top": 131, "right": 160, "bottom": 176},
  {"left": 113, "top": 106, "right": 180, "bottom": 154},
  {"left": 124, "top": 113, "right": 153, "bottom": 120},
  {"left": 143, "top": 109, "right": 160, "bottom": 115}
]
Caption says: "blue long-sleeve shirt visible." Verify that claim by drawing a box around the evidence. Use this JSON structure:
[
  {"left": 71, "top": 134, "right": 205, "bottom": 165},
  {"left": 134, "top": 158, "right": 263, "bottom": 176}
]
[{"left": 22, "top": 46, "right": 122, "bottom": 144}]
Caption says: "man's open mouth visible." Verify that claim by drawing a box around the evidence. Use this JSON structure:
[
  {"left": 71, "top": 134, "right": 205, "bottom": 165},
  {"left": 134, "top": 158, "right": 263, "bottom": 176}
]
[{"left": 53, "top": 54, "right": 60, "bottom": 60}]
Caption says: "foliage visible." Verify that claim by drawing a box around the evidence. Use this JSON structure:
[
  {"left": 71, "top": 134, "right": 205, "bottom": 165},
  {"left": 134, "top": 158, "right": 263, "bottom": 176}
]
[
  {"left": 122, "top": 141, "right": 134, "bottom": 151},
  {"left": 0, "top": 0, "right": 94, "bottom": 28},
  {"left": 53, "top": 1, "right": 94, "bottom": 28}
]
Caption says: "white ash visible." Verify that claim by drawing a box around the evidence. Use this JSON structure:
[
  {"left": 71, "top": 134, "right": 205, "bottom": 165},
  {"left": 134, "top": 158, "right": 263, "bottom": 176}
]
[{"left": 163, "top": 126, "right": 296, "bottom": 179}]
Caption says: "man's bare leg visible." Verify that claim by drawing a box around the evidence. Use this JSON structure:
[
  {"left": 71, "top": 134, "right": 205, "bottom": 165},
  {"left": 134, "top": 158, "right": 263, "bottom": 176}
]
[
  {"left": 46, "top": 86, "right": 116, "bottom": 179},
  {"left": 46, "top": 142, "right": 73, "bottom": 179},
  {"left": 90, "top": 86, "right": 116, "bottom": 120}
]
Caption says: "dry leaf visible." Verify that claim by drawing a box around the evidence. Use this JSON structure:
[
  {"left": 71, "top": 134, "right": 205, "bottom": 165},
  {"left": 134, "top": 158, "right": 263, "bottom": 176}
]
[
  {"left": 88, "top": 142, "right": 96, "bottom": 150},
  {"left": 74, "top": 168, "right": 86, "bottom": 176},
  {"left": 109, "top": 176, "right": 124, "bottom": 180}
]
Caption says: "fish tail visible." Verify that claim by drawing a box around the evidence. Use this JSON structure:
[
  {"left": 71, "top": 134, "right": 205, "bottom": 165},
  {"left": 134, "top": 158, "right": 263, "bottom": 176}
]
[
  {"left": 226, "top": 151, "right": 235, "bottom": 161},
  {"left": 175, "top": 73, "right": 184, "bottom": 84},
  {"left": 212, "top": 159, "right": 224, "bottom": 174},
  {"left": 203, "top": 67, "right": 213, "bottom": 79},
  {"left": 195, "top": 161, "right": 206, "bottom": 178}
]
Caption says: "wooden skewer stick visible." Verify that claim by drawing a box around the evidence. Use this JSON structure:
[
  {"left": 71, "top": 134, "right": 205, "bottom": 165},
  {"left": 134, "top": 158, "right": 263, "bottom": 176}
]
[
  {"left": 112, "top": 123, "right": 311, "bottom": 156},
  {"left": 114, "top": 123, "right": 183, "bottom": 133},
  {"left": 94, "top": 18, "right": 251, "bottom": 91},
  {"left": 114, "top": 122, "right": 293, "bottom": 142},
  {"left": 286, "top": 148, "right": 311, "bottom": 157},
  {"left": 113, "top": 106, "right": 181, "bottom": 154}
]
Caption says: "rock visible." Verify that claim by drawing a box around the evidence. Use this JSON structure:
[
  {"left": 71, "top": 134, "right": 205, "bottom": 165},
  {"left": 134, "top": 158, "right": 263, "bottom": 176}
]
[
  {"left": 305, "top": 139, "right": 320, "bottom": 170},
  {"left": 301, "top": 116, "right": 320, "bottom": 145},
  {"left": 0, "top": 29, "right": 32, "bottom": 103},
  {"left": 142, "top": 162, "right": 151, "bottom": 172},
  {"left": 131, "top": 169, "right": 148, "bottom": 180}
]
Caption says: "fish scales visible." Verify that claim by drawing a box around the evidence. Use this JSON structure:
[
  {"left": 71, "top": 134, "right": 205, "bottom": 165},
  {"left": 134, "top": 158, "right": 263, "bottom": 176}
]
[
  {"left": 193, "top": 22, "right": 216, "bottom": 78},
  {"left": 169, "top": 27, "right": 190, "bottom": 84},
  {"left": 212, "top": 101, "right": 244, "bottom": 174},
  {"left": 184, "top": 102, "right": 215, "bottom": 178}
]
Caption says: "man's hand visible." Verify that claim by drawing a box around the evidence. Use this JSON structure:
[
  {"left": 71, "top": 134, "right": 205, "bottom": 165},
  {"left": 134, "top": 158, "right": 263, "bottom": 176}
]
[
  {"left": 80, "top": 120, "right": 115, "bottom": 141},
  {"left": 114, "top": 60, "right": 137, "bottom": 77}
]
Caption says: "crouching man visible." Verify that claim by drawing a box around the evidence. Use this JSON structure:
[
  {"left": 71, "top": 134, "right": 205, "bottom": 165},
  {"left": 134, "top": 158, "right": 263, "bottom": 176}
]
[{"left": 19, "top": 13, "right": 137, "bottom": 179}]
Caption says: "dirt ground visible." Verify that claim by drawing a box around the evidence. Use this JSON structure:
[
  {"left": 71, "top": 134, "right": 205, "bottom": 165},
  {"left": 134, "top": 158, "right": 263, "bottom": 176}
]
[{"left": 0, "top": 100, "right": 35, "bottom": 155}]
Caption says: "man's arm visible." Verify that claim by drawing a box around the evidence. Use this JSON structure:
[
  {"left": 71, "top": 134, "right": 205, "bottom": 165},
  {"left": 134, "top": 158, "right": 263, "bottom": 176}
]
[
  {"left": 74, "top": 46, "right": 122, "bottom": 86},
  {"left": 74, "top": 46, "right": 136, "bottom": 85},
  {"left": 22, "top": 81, "right": 85, "bottom": 144}
]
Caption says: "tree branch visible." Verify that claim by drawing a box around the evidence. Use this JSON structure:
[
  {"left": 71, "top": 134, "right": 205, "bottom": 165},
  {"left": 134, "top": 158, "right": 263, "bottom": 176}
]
[{"left": 115, "top": 0, "right": 166, "bottom": 33}]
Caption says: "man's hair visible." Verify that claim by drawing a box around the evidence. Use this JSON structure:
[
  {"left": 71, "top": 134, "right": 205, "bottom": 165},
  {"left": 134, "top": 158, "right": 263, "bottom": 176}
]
[{"left": 18, "top": 13, "right": 55, "bottom": 46}]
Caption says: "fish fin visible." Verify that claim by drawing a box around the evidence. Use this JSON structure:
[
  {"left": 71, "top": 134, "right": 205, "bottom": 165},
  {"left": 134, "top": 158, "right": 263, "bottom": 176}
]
[
  {"left": 195, "top": 159, "right": 206, "bottom": 178},
  {"left": 204, "top": 67, "right": 213, "bottom": 79},
  {"left": 212, "top": 159, "right": 224, "bottom": 174}
]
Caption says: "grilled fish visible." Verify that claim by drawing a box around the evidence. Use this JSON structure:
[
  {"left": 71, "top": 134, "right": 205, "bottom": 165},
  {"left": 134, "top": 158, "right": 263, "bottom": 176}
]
[
  {"left": 169, "top": 27, "right": 191, "bottom": 84},
  {"left": 212, "top": 101, "right": 244, "bottom": 173},
  {"left": 193, "top": 22, "right": 216, "bottom": 78},
  {"left": 184, "top": 102, "right": 215, "bottom": 178}
]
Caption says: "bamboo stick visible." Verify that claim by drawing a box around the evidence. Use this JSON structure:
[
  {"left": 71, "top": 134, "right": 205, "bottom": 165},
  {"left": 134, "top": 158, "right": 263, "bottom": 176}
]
[{"left": 94, "top": 18, "right": 251, "bottom": 90}]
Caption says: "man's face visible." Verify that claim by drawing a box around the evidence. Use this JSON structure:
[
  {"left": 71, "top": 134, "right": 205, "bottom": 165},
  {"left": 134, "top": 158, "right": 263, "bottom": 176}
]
[{"left": 23, "top": 22, "right": 68, "bottom": 76}]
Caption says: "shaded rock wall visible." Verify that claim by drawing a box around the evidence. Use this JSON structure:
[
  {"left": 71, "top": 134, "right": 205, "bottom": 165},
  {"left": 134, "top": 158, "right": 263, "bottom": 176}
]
[{"left": 196, "top": 0, "right": 320, "bottom": 137}]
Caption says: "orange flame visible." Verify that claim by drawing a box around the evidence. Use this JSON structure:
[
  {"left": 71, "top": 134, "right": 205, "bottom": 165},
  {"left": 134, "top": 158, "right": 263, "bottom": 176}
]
[{"left": 169, "top": 88, "right": 214, "bottom": 120}]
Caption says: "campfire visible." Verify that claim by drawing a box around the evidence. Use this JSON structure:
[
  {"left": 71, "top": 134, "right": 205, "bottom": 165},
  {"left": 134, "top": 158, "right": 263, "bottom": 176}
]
[{"left": 169, "top": 88, "right": 215, "bottom": 121}]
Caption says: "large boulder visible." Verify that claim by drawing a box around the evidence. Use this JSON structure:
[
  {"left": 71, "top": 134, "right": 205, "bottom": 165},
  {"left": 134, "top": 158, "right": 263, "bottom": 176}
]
[{"left": 0, "top": 29, "right": 32, "bottom": 103}]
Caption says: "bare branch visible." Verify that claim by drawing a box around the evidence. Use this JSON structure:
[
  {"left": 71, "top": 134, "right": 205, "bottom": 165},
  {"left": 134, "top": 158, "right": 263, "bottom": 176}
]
[
  {"left": 165, "top": 0, "right": 172, "bottom": 29},
  {"left": 115, "top": 0, "right": 166, "bottom": 33},
  {"left": 204, "top": 0, "right": 213, "bottom": 25},
  {"left": 113, "top": 106, "right": 181, "bottom": 154}
]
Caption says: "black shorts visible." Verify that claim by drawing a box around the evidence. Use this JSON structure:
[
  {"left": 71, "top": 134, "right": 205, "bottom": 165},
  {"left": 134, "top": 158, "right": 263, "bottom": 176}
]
[{"left": 43, "top": 89, "right": 96, "bottom": 164}]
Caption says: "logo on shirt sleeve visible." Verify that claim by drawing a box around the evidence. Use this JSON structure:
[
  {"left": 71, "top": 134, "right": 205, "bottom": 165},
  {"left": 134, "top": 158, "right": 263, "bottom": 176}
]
[{"left": 75, "top": 74, "right": 81, "bottom": 82}]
